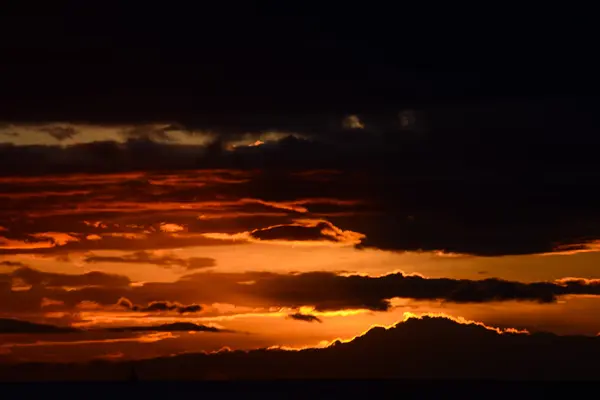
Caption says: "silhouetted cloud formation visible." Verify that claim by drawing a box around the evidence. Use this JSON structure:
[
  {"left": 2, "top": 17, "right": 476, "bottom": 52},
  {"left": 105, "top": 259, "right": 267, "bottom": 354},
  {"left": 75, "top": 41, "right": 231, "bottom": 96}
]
[
  {"left": 2, "top": 4, "right": 600, "bottom": 378},
  {"left": 288, "top": 313, "right": 322, "bottom": 323},
  {"left": 148, "top": 271, "right": 598, "bottom": 311},
  {"left": 2, "top": 140, "right": 600, "bottom": 256},
  {"left": 0, "top": 318, "right": 78, "bottom": 334},
  {"left": 251, "top": 223, "right": 339, "bottom": 242},
  {"left": 84, "top": 251, "right": 216, "bottom": 270},
  {"left": 2, "top": 0, "right": 600, "bottom": 258},
  {"left": 250, "top": 220, "right": 363, "bottom": 244},
  {"left": 117, "top": 298, "right": 202, "bottom": 314},
  {"left": 38, "top": 126, "right": 78, "bottom": 141},
  {"left": 4, "top": 267, "right": 600, "bottom": 314},
  {"left": 0, "top": 231, "right": 243, "bottom": 256},
  {"left": 105, "top": 322, "right": 223, "bottom": 333},
  {"left": 9, "top": 267, "right": 130, "bottom": 288},
  {"left": 0, "top": 261, "right": 28, "bottom": 268},
  {"left": 5, "top": 316, "right": 600, "bottom": 380}
]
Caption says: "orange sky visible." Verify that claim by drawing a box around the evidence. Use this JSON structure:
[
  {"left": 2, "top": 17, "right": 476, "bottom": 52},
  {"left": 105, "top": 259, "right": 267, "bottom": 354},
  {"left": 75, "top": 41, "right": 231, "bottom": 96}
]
[{"left": 2, "top": 169, "right": 600, "bottom": 363}]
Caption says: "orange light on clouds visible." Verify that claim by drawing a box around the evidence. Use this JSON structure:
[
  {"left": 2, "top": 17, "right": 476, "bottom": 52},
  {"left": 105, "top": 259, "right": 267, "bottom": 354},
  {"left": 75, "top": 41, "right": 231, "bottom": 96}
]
[
  {"left": 41, "top": 298, "right": 65, "bottom": 308},
  {"left": 30, "top": 232, "right": 80, "bottom": 246},
  {"left": 3, "top": 167, "right": 600, "bottom": 365},
  {"left": 539, "top": 241, "right": 600, "bottom": 256},
  {"left": 0, "top": 238, "right": 56, "bottom": 250},
  {"left": 159, "top": 223, "right": 185, "bottom": 233}
]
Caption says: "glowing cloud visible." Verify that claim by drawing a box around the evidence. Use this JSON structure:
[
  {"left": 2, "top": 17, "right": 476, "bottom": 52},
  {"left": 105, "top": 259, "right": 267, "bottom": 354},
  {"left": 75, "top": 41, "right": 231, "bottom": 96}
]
[{"left": 342, "top": 115, "right": 365, "bottom": 129}]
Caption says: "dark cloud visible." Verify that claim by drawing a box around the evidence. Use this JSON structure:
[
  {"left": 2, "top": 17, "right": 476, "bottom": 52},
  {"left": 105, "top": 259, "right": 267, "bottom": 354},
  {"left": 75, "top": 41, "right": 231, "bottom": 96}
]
[
  {"left": 180, "top": 271, "right": 596, "bottom": 311},
  {"left": 105, "top": 322, "right": 223, "bottom": 333},
  {"left": 177, "top": 304, "right": 203, "bottom": 313},
  {"left": 251, "top": 222, "right": 341, "bottom": 242},
  {"left": 0, "top": 232, "right": 244, "bottom": 256},
  {"left": 119, "top": 125, "right": 187, "bottom": 142},
  {"left": 117, "top": 298, "right": 202, "bottom": 314},
  {"left": 84, "top": 251, "right": 215, "bottom": 270},
  {"left": 9, "top": 267, "right": 130, "bottom": 288},
  {"left": 52, "top": 270, "right": 600, "bottom": 312},
  {"left": 0, "top": 260, "right": 28, "bottom": 268},
  {"left": 0, "top": 139, "right": 207, "bottom": 176},
  {"left": 38, "top": 126, "right": 78, "bottom": 141},
  {"left": 143, "top": 302, "right": 180, "bottom": 313},
  {"left": 0, "top": 268, "right": 132, "bottom": 313},
  {"left": 185, "top": 258, "right": 217, "bottom": 270},
  {"left": 5, "top": 267, "right": 600, "bottom": 314},
  {"left": 5, "top": 316, "right": 600, "bottom": 380},
  {"left": 195, "top": 271, "right": 561, "bottom": 311},
  {"left": 1, "top": 101, "right": 600, "bottom": 258},
  {"left": 288, "top": 313, "right": 322, "bottom": 323},
  {"left": 0, "top": 318, "right": 78, "bottom": 334},
  {"left": 2, "top": 105, "right": 599, "bottom": 257}
]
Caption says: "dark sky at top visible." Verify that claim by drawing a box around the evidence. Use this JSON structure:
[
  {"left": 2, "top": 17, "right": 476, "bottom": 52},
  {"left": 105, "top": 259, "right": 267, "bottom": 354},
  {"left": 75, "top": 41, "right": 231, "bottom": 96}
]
[
  {"left": 1, "top": 3, "right": 597, "bottom": 123},
  {"left": 0, "top": 3, "right": 599, "bottom": 259}
]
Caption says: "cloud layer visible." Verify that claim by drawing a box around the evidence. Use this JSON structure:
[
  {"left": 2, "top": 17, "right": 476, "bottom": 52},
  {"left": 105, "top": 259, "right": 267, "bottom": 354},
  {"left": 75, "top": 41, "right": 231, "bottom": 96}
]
[
  {"left": 84, "top": 251, "right": 215, "bottom": 270},
  {"left": 0, "top": 318, "right": 79, "bottom": 334},
  {"left": 4, "top": 316, "right": 600, "bottom": 380},
  {"left": 3, "top": 266, "right": 600, "bottom": 316},
  {"left": 105, "top": 322, "right": 223, "bottom": 333},
  {"left": 117, "top": 298, "right": 202, "bottom": 314},
  {"left": 2, "top": 162, "right": 600, "bottom": 257}
]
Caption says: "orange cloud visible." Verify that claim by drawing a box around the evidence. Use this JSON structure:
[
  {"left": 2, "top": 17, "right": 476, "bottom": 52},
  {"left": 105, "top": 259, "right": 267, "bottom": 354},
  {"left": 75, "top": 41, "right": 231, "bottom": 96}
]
[
  {"left": 76, "top": 301, "right": 104, "bottom": 310},
  {"left": 0, "top": 238, "right": 56, "bottom": 250},
  {"left": 83, "top": 221, "right": 108, "bottom": 229},
  {"left": 159, "top": 223, "right": 185, "bottom": 233},
  {"left": 41, "top": 298, "right": 65, "bottom": 308},
  {"left": 555, "top": 277, "right": 600, "bottom": 285},
  {"left": 16, "top": 198, "right": 356, "bottom": 218},
  {"left": 200, "top": 219, "right": 365, "bottom": 247},
  {"left": 0, "top": 232, "right": 79, "bottom": 250},
  {"left": 0, "top": 172, "right": 144, "bottom": 185},
  {"left": 30, "top": 232, "right": 79, "bottom": 246},
  {"left": 247, "top": 219, "right": 365, "bottom": 246},
  {"left": 540, "top": 241, "right": 600, "bottom": 256},
  {"left": 0, "top": 190, "right": 92, "bottom": 199}
]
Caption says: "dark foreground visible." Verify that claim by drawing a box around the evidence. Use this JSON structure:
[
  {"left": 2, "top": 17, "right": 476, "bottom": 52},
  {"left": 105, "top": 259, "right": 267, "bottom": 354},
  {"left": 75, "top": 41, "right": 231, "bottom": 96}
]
[{"left": 0, "top": 381, "right": 595, "bottom": 399}]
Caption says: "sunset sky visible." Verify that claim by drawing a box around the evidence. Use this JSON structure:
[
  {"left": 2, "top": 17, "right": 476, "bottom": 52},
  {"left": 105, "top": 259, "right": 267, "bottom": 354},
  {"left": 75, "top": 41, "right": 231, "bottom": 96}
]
[
  {"left": 2, "top": 114, "right": 600, "bottom": 364},
  {"left": 1, "top": 3, "right": 600, "bottom": 382}
]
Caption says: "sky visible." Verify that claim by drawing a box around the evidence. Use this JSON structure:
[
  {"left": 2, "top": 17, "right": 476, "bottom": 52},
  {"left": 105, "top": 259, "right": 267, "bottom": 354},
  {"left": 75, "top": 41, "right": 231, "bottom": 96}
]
[{"left": 2, "top": 3, "right": 600, "bottom": 381}]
